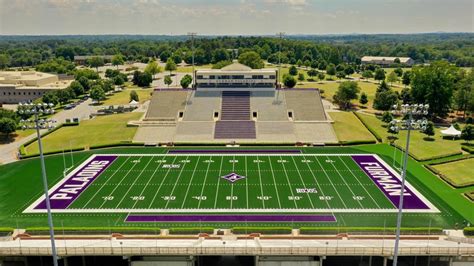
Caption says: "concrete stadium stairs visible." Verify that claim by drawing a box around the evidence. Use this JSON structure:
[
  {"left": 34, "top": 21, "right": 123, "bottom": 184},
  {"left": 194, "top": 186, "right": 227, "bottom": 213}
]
[{"left": 215, "top": 91, "right": 256, "bottom": 139}]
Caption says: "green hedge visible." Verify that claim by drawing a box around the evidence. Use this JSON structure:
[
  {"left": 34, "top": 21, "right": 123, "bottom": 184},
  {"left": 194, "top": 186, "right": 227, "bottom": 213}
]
[
  {"left": 353, "top": 112, "right": 383, "bottom": 142},
  {"left": 25, "top": 227, "right": 160, "bottom": 235},
  {"left": 89, "top": 141, "right": 145, "bottom": 150},
  {"left": 0, "top": 227, "right": 14, "bottom": 237},
  {"left": 232, "top": 227, "right": 292, "bottom": 235},
  {"left": 21, "top": 147, "right": 85, "bottom": 159},
  {"left": 339, "top": 140, "right": 377, "bottom": 145},
  {"left": 462, "top": 145, "right": 474, "bottom": 154},
  {"left": 463, "top": 227, "right": 474, "bottom": 236},
  {"left": 299, "top": 227, "right": 443, "bottom": 235},
  {"left": 168, "top": 227, "right": 214, "bottom": 235}
]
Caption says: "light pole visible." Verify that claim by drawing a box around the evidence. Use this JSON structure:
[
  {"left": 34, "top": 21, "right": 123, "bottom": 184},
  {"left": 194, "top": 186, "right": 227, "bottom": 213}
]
[
  {"left": 188, "top": 32, "right": 197, "bottom": 88},
  {"left": 18, "top": 102, "right": 58, "bottom": 266},
  {"left": 277, "top": 32, "right": 285, "bottom": 88},
  {"left": 390, "top": 103, "right": 429, "bottom": 266}
]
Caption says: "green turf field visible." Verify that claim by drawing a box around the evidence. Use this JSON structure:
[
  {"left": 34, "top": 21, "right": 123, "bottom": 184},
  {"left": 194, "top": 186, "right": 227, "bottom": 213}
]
[{"left": 1, "top": 145, "right": 471, "bottom": 229}]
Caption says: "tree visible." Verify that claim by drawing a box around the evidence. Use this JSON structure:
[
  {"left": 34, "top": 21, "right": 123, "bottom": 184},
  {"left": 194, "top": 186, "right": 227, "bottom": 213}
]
[
  {"left": 77, "top": 76, "right": 91, "bottom": 92},
  {"left": 180, "top": 74, "right": 193, "bottom": 89},
  {"left": 394, "top": 67, "right": 403, "bottom": 77},
  {"left": 394, "top": 58, "right": 401, "bottom": 64},
  {"left": 165, "top": 58, "right": 177, "bottom": 75},
  {"left": 374, "top": 68, "right": 386, "bottom": 82},
  {"left": 402, "top": 71, "right": 411, "bottom": 87},
  {"left": 283, "top": 74, "right": 296, "bottom": 88},
  {"left": 317, "top": 72, "right": 325, "bottom": 81},
  {"left": 56, "top": 89, "right": 72, "bottom": 105},
  {"left": 0, "top": 54, "right": 11, "bottom": 69},
  {"left": 454, "top": 69, "right": 474, "bottom": 117},
  {"left": 400, "top": 87, "right": 412, "bottom": 104},
  {"left": 90, "top": 85, "right": 105, "bottom": 103},
  {"left": 423, "top": 121, "right": 435, "bottom": 140},
  {"left": 296, "top": 59, "right": 303, "bottom": 67},
  {"left": 212, "top": 60, "right": 232, "bottom": 69},
  {"left": 359, "top": 92, "right": 368, "bottom": 105},
  {"left": 42, "top": 91, "right": 59, "bottom": 106},
  {"left": 386, "top": 71, "right": 399, "bottom": 86},
  {"left": 238, "top": 51, "right": 264, "bottom": 69},
  {"left": 461, "top": 125, "right": 474, "bottom": 142},
  {"left": 289, "top": 65, "right": 298, "bottom": 76},
  {"left": 88, "top": 56, "right": 104, "bottom": 72},
  {"left": 373, "top": 81, "right": 399, "bottom": 110},
  {"left": 0, "top": 118, "right": 17, "bottom": 138},
  {"left": 129, "top": 90, "right": 139, "bottom": 102},
  {"left": 298, "top": 73, "right": 305, "bottom": 81},
  {"left": 145, "top": 61, "right": 161, "bottom": 79},
  {"left": 344, "top": 65, "right": 355, "bottom": 76},
  {"left": 69, "top": 81, "right": 84, "bottom": 96},
  {"left": 74, "top": 69, "right": 100, "bottom": 80},
  {"left": 113, "top": 75, "right": 125, "bottom": 86},
  {"left": 381, "top": 111, "right": 394, "bottom": 123},
  {"left": 332, "top": 81, "right": 360, "bottom": 110},
  {"left": 336, "top": 71, "right": 346, "bottom": 80},
  {"left": 164, "top": 75, "right": 173, "bottom": 88},
  {"left": 307, "top": 69, "right": 318, "bottom": 77},
  {"left": 361, "top": 70, "right": 373, "bottom": 80},
  {"left": 326, "top": 63, "right": 336, "bottom": 76},
  {"left": 132, "top": 71, "right": 152, "bottom": 87},
  {"left": 172, "top": 53, "right": 182, "bottom": 64},
  {"left": 111, "top": 54, "right": 125, "bottom": 69},
  {"left": 410, "top": 61, "right": 458, "bottom": 117}
]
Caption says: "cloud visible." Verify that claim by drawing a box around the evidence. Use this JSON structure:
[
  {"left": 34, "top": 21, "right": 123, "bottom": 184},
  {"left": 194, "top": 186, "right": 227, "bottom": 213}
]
[{"left": 263, "top": 0, "right": 308, "bottom": 5}]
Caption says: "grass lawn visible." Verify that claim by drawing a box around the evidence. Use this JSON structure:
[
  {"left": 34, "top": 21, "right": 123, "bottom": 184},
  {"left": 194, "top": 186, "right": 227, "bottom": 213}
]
[
  {"left": 102, "top": 88, "right": 153, "bottom": 106},
  {"left": 432, "top": 158, "right": 474, "bottom": 187},
  {"left": 356, "top": 113, "right": 466, "bottom": 160},
  {"left": 24, "top": 112, "right": 143, "bottom": 155},
  {"left": 176, "top": 64, "right": 213, "bottom": 73},
  {"left": 328, "top": 112, "right": 376, "bottom": 142}
]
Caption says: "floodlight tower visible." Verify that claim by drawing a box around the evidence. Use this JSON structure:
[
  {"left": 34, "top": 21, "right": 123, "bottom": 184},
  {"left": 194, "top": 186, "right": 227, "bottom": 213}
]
[
  {"left": 19, "top": 102, "right": 58, "bottom": 266},
  {"left": 277, "top": 32, "right": 285, "bottom": 88},
  {"left": 389, "top": 103, "right": 429, "bottom": 266},
  {"left": 188, "top": 32, "right": 197, "bottom": 87}
]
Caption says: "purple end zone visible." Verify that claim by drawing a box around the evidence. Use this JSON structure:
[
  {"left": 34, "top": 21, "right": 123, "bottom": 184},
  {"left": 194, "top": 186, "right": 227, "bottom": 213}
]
[
  {"left": 34, "top": 155, "right": 117, "bottom": 210},
  {"left": 168, "top": 149, "right": 301, "bottom": 154},
  {"left": 126, "top": 214, "right": 336, "bottom": 222},
  {"left": 351, "top": 155, "right": 429, "bottom": 209}
]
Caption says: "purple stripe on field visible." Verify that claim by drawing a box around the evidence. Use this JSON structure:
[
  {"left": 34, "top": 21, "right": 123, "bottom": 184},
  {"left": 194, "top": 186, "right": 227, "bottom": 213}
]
[
  {"left": 126, "top": 214, "right": 336, "bottom": 222},
  {"left": 168, "top": 150, "right": 301, "bottom": 154},
  {"left": 34, "top": 155, "right": 117, "bottom": 210},
  {"left": 351, "top": 155, "right": 429, "bottom": 209}
]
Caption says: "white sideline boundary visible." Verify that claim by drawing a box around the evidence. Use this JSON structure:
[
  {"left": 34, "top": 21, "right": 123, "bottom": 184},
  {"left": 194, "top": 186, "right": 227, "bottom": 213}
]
[{"left": 23, "top": 153, "right": 440, "bottom": 214}]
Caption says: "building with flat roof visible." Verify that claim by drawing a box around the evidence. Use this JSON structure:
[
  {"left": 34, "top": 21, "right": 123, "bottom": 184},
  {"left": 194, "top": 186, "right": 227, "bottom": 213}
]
[
  {"left": 0, "top": 71, "right": 71, "bottom": 104},
  {"left": 361, "top": 56, "right": 414, "bottom": 66},
  {"left": 194, "top": 62, "right": 278, "bottom": 91}
]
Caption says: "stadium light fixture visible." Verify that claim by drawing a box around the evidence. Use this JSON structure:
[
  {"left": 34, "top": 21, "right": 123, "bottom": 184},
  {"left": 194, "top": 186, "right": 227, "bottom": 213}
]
[
  {"left": 390, "top": 103, "right": 429, "bottom": 266},
  {"left": 188, "top": 32, "right": 197, "bottom": 87},
  {"left": 18, "top": 102, "right": 59, "bottom": 266},
  {"left": 277, "top": 32, "right": 285, "bottom": 88}
]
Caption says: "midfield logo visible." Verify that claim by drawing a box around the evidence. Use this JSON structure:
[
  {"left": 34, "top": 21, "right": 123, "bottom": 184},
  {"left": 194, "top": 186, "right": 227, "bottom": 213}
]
[{"left": 221, "top": 172, "right": 246, "bottom": 183}]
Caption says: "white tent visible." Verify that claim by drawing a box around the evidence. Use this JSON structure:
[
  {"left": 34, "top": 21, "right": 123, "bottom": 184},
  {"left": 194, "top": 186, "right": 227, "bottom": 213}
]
[
  {"left": 129, "top": 100, "right": 139, "bottom": 106},
  {"left": 441, "top": 125, "right": 461, "bottom": 138}
]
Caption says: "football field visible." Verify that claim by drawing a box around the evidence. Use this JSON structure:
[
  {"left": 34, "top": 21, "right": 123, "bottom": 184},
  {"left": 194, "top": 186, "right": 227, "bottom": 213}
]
[{"left": 25, "top": 151, "right": 438, "bottom": 218}]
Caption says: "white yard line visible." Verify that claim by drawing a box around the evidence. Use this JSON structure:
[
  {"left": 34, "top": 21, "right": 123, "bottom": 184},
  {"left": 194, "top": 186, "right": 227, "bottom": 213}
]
[
  {"left": 164, "top": 156, "right": 192, "bottom": 209},
  {"left": 197, "top": 156, "right": 213, "bottom": 209},
  {"left": 276, "top": 155, "right": 298, "bottom": 208},
  {"left": 147, "top": 156, "right": 180, "bottom": 209},
  {"left": 82, "top": 157, "right": 132, "bottom": 208},
  {"left": 245, "top": 156, "right": 249, "bottom": 209},
  {"left": 338, "top": 156, "right": 382, "bottom": 209},
  {"left": 129, "top": 154, "right": 168, "bottom": 210},
  {"left": 180, "top": 156, "right": 202, "bottom": 209},
  {"left": 289, "top": 156, "right": 315, "bottom": 209},
  {"left": 323, "top": 155, "right": 364, "bottom": 209},
  {"left": 266, "top": 156, "right": 282, "bottom": 209},
  {"left": 98, "top": 156, "right": 147, "bottom": 209},
  {"left": 255, "top": 155, "right": 267, "bottom": 209},
  {"left": 300, "top": 154, "right": 333, "bottom": 210},
  {"left": 230, "top": 155, "right": 235, "bottom": 209},
  {"left": 213, "top": 156, "right": 224, "bottom": 209},
  {"left": 312, "top": 155, "right": 348, "bottom": 209},
  {"left": 114, "top": 156, "right": 156, "bottom": 208}
]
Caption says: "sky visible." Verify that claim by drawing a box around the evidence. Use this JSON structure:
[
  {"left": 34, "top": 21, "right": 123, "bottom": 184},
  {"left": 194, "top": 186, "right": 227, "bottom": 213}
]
[{"left": 0, "top": 0, "right": 473, "bottom": 35}]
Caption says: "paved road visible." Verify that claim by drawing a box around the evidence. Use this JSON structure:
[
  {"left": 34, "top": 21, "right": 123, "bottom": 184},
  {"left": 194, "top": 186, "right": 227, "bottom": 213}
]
[{"left": 0, "top": 99, "right": 96, "bottom": 165}]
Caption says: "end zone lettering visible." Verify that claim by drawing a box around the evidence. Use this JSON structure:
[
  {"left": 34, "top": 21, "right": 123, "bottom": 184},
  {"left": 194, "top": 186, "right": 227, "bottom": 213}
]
[{"left": 34, "top": 155, "right": 117, "bottom": 210}]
